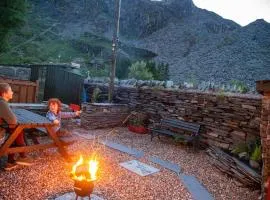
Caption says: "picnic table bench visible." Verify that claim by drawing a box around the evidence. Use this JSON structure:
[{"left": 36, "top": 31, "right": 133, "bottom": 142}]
[
  {"left": 150, "top": 118, "right": 201, "bottom": 149},
  {"left": 0, "top": 108, "right": 73, "bottom": 161}
]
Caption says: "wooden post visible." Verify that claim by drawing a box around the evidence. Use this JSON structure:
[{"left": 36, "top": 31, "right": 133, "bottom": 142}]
[
  {"left": 0, "top": 126, "right": 24, "bottom": 157},
  {"left": 108, "top": 0, "right": 121, "bottom": 102},
  {"left": 45, "top": 125, "right": 70, "bottom": 161}
]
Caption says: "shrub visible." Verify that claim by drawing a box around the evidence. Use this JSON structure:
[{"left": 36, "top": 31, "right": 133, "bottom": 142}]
[
  {"left": 145, "top": 61, "right": 169, "bottom": 81},
  {"left": 250, "top": 145, "right": 262, "bottom": 162},
  {"left": 91, "top": 87, "right": 101, "bottom": 103},
  {"left": 230, "top": 80, "right": 249, "bottom": 93},
  {"left": 128, "top": 112, "right": 149, "bottom": 126},
  {"left": 231, "top": 143, "right": 249, "bottom": 155},
  {"left": 128, "top": 61, "right": 153, "bottom": 80}
]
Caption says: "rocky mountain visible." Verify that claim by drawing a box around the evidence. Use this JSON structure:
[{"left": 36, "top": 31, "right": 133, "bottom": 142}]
[
  {"left": 2, "top": 0, "right": 270, "bottom": 90},
  {"left": 136, "top": 6, "right": 270, "bottom": 89}
]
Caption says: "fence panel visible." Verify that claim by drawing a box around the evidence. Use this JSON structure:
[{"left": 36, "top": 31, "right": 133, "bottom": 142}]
[{"left": 0, "top": 76, "right": 38, "bottom": 103}]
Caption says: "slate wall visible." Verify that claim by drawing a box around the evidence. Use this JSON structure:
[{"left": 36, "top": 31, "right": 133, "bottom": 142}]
[{"left": 85, "top": 83, "right": 262, "bottom": 150}]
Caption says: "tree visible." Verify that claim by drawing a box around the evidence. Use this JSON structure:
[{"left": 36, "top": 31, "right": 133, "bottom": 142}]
[
  {"left": 0, "top": 0, "right": 27, "bottom": 52},
  {"left": 128, "top": 61, "right": 153, "bottom": 80},
  {"left": 145, "top": 61, "right": 169, "bottom": 81}
]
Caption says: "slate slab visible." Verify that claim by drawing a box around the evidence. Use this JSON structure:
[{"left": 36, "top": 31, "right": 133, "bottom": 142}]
[
  {"left": 73, "top": 132, "right": 96, "bottom": 140},
  {"left": 149, "top": 156, "right": 181, "bottom": 174},
  {"left": 99, "top": 140, "right": 144, "bottom": 158},
  {"left": 52, "top": 192, "right": 104, "bottom": 200},
  {"left": 180, "top": 174, "right": 214, "bottom": 200}
]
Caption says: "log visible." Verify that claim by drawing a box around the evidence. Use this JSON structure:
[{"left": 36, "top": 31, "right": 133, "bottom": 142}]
[{"left": 206, "top": 146, "right": 261, "bottom": 188}]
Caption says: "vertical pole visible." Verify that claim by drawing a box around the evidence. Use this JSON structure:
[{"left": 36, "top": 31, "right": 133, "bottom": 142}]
[{"left": 108, "top": 0, "right": 121, "bottom": 102}]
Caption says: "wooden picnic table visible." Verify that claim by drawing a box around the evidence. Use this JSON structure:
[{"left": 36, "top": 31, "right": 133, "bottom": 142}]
[{"left": 0, "top": 108, "right": 72, "bottom": 160}]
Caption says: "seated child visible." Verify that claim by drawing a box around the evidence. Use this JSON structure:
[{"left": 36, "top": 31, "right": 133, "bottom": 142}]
[{"left": 46, "top": 98, "right": 81, "bottom": 136}]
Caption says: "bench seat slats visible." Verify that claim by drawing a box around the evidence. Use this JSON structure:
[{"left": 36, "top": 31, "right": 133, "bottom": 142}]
[
  {"left": 161, "top": 119, "right": 200, "bottom": 132},
  {"left": 152, "top": 129, "right": 193, "bottom": 141},
  {"left": 162, "top": 119, "right": 200, "bottom": 127},
  {"left": 161, "top": 124, "right": 199, "bottom": 133},
  {"left": 150, "top": 118, "right": 201, "bottom": 149},
  {"left": 162, "top": 118, "right": 200, "bottom": 128}
]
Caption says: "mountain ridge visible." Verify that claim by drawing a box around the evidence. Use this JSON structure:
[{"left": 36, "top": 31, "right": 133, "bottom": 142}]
[{"left": 1, "top": 0, "right": 270, "bottom": 90}]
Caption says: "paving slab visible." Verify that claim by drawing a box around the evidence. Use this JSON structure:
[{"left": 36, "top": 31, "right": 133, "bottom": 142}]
[
  {"left": 53, "top": 192, "right": 104, "bottom": 200},
  {"left": 149, "top": 156, "right": 181, "bottom": 174},
  {"left": 180, "top": 174, "right": 214, "bottom": 200},
  {"left": 99, "top": 140, "right": 144, "bottom": 158},
  {"left": 73, "top": 132, "right": 96, "bottom": 140},
  {"left": 119, "top": 160, "right": 160, "bottom": 176}
]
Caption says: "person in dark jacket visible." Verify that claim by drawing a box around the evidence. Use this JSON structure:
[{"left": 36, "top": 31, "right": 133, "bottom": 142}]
[{"left": 0, "top": 83, "right": 33, "bottom": 170}]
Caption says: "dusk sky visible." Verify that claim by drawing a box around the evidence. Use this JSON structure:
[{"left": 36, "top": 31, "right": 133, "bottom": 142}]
[{"left": 193, "top": 0, "right": 270, "bottom": 26}]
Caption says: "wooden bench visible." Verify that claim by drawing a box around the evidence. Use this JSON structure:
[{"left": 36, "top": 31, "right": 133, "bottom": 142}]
[
  {"left": 0, "top": 109, "right": 73, "bottom": 161},
  {"left": 24, "top": 127, "right": 47, "bottom": 145},
  {"left": 150, "top": 118, "right": 201, "bottom": 148}
]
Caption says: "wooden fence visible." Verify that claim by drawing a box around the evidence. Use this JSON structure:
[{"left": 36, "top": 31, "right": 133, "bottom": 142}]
[{"left": 0, "top": 76, "right": 38, "bottom": 103}]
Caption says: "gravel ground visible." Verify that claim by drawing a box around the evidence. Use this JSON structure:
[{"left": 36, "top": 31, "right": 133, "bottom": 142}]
[{"left": 0, "top": 127, "right": 260, "bottom": 200}]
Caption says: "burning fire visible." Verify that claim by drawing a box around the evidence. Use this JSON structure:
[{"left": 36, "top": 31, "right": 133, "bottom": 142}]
[{"left": 71, "top": 155, "right": 99, "bottom": 182}]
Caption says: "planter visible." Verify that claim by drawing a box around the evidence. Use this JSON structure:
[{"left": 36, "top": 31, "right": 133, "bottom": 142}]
[{"left": 128, "top": 125, "right": 148, "bottom": 134}]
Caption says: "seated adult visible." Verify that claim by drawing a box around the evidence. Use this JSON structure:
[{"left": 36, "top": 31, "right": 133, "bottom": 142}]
[{"left": 0, "top": 83, "right": 33, "bottom": 170}]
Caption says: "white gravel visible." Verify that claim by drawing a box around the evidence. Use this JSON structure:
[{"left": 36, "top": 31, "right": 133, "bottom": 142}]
[{"left": 0, "top": 127, "right": 260, "bottom": 200}]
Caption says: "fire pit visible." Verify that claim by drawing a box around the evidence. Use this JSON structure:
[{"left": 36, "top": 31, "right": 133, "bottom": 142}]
[{"left": 71, "top": 155, "right": 99, "bottom": 200}]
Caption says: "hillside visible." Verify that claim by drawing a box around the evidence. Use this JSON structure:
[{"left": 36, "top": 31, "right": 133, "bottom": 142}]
[
  {"left": 136, "top": 8, "right": 270, "bottom": 89},
  {"left": 0, "top": 0, "right": 269, "bottom": 90}
]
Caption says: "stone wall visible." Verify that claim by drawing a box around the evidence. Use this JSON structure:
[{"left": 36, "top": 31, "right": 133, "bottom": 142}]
[
  {"left": 0, "top": 65, "right": 31, "bottom": 80},
  {"left": 138, "top": 88, "right": 262, "bottom": 150},
  {"left": 81, "top": 103, "right": 130, "bottom": 129},
  {"left": 84, "top": 83, "right": 262, "bottom": 149}
]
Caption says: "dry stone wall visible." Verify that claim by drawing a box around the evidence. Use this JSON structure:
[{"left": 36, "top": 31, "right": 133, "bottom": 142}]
[
  {"left": 0, "top": 65, "right": 30, "bottom": 80},
  {"left": 137, "top": 88, "right": 261, "bottom": 150},
  {"left": 84, "top": 83, "right": 262, "bottom": 149}
]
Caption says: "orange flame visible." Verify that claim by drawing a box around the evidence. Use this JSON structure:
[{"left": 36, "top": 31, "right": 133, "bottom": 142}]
[{"left": 71, "top": 155, "right": 99, "bottom": 181}]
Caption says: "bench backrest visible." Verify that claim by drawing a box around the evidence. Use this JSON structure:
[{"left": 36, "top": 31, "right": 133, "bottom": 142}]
[{"left": 161, "top": 118, "right": 201, "bottom": 134}]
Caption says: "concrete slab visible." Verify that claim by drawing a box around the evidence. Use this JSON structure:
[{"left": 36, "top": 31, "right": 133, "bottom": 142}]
[{"left": 119, "top": 160, "right": 160, "bottom": 176}]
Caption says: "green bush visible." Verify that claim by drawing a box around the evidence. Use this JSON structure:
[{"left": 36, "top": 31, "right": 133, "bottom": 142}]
[
  {"left": 231, "top": 143, "right": 249, "bottom": 155},
  {"left": 128, "top": 112, "right": 149, "bottom": 126},
  {"left": 128, "top": 61, "right": 153, "bottom": 80},
  {"left": 91, "top": 87, "right": 101, "bottom": 103},
  {"left": 87, "top": 64, "right": 110, "bottom": 77},
  {"left": 231, "top": 138, "right": 262, "bottom": 162},
  {"left": 0, "top": 0, "right": 27, "bottom": 52},
  {"left": 250, "top": 145, "right": 262, "bottom": 162},
  {"left": 231, "top": 80, "right": 249, "bottom": 93},
  {"left": 129, "top": 118, "right": 144, "bottom": 126},
  {"left": 145, "top": 61, "right": 168, "bottom": 81}
]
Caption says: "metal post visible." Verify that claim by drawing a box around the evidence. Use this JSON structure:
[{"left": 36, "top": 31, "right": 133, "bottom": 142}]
[{"left": 108, "top": 0, "right": 121, "bottom": 102}]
